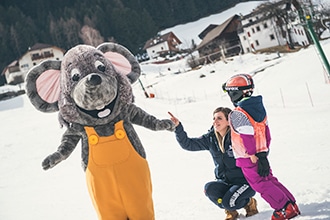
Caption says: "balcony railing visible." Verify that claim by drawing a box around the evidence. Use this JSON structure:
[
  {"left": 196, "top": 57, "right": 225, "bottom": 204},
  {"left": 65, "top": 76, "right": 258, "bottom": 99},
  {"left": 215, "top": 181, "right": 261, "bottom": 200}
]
[{"left": 31, "top": 52, "right": 54, "bottom": 61}]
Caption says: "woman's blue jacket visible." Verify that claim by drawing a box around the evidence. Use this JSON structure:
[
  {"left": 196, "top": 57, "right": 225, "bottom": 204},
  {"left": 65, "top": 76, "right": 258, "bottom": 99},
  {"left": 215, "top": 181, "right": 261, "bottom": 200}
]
[{"left": 174, "top": 123, "right": 248, "bottom": 184}]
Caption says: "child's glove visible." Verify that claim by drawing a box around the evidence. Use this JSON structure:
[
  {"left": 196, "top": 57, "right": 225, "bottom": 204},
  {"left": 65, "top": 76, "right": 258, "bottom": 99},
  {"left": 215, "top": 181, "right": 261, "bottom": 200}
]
[
  {"left": 42, "top": 152, "right": 64, "bottom": 170},
  {"left": 255, "top": 152, "right": 270, "bottom": 177}
]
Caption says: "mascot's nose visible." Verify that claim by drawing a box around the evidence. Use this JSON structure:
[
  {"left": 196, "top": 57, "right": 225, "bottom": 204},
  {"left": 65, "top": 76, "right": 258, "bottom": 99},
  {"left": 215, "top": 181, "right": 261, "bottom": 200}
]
[{"left": 87, "top": 74, "right": 102, "bottom": 86}]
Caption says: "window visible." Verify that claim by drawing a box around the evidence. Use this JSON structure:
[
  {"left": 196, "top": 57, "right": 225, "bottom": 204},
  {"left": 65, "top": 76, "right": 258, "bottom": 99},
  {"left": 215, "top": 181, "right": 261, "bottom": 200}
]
[
  {"left": 243, "top": 36, "right": 247, "bottom": 40},
  {"left": 31, "top": 53, "right": 42, "bottom": 61},
  {"left": 256, "top": 26, "right": 260, "bottom": 32},
  {"left": 249, "top": 19, "right": 253, "bottom": 23},
  {"left": 263, "top": 23, "right": 268, "bottom": 29},
  {"left": 270, "top": 34, "right": 275, "bottom": 40},
  {"left": 255, "top": 40, "right": 259, "bottom": 46},
  {"left": 252, "top": 28, "right": 255, "bottom": 33},
  {"left": 247, "top": 32, "right": 251, "bottom": 37},
  {"left": 44, "top": 51, "right": 54, "bottom": 58},
  {"left": 20, "top": 64, "right": 29, "bottom": 69}
]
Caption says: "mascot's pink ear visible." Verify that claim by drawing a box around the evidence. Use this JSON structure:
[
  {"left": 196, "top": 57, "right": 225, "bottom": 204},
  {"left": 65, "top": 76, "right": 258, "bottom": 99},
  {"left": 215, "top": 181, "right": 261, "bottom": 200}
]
[
  {"left": 25, "top": 60, "right": 61, "bottom": 113},
  {"left": 36, "top": 69, "right": 60, "bottom": 103},
  {"left": 103, "top": 52, "right": 131, "bottom": 76},
  {"left": 97, "top": 42, "right": 141, "bottom": 84}
]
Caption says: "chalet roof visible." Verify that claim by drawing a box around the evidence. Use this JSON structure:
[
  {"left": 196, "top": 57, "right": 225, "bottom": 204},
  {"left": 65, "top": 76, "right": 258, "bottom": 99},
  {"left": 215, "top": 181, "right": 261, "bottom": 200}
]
[
  {"left": 8, "top": 60, "right": 19, "bottom": 67},
  {"left": 198, "top": 24, "right": 218, "bottom": 40},
  {"left": 1, "top": 60, "right": 18, "bottom": 75},
  {"left": 196, "top": 15, "right": 239, "bottom": 50},
  {"left": 28, "top": 43, "right": 54, "bottom": 51},
  {"left": 143, "top": 31, "right": 181, "bottom": 50}
]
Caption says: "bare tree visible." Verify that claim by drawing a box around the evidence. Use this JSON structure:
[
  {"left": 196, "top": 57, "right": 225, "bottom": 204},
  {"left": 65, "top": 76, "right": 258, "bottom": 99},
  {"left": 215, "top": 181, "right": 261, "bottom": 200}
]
[
  {"left": 252, "top": 0, "right": 297, "bottom": 49},
  {"left": 107, "top": 36, "right": 116, "bottom": 43},
  {"left": 64, "top": 18, "right": 81, "bottom": 47},
  {"left": 49, "top": 19, "right": 61, "bottom": 47},
  {"left": 79, "top": 25, "right": 104, "bottom": 46},
  {"left": 10, "top": 25, "right": 21, "bottom": 57},
  {"left": 301, "top": 0, "right": 330, "bottom": 39}
]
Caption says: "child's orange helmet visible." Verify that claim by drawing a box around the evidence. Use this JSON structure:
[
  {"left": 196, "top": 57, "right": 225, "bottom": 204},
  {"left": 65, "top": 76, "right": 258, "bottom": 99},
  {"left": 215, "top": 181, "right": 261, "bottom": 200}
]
[{"left": 223, "top": 74, "right": 254, "bottom": 104}]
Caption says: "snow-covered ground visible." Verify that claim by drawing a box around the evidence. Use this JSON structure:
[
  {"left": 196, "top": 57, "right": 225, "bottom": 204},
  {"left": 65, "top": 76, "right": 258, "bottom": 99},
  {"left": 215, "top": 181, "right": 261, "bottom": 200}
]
[{"left": 1, "top": 1, "right": 330, "bottom": 219}]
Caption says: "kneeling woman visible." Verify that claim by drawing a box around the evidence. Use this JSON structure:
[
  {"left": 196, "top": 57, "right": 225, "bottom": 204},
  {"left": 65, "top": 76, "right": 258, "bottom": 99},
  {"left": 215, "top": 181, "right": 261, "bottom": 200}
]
[{"left": 169, "top": 107, "right": 258, "bottom": 220}]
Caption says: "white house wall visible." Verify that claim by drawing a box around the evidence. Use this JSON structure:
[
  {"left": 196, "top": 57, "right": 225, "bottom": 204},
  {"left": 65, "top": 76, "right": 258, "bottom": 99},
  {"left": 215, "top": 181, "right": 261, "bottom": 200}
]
[
  {"left": 239, "top": 17, "right": 310, "bottom": 53},
  {"left": 5, "top": 71, "right": 21, "bottom": 85},
  {"left": 4, "top": 47, "right": 64, "bottom": 84},
  {"left": 146, "top": 42, "right": 169, "bottom": 58},
  {"left": 20, "top": 48, "right": 63, "bottom": 73},
  {"left": 290, "top": 25, "right": 309, "bottom": 46},
  {"left": 239, "top": 18, "right": 287, "bottom": 53}
]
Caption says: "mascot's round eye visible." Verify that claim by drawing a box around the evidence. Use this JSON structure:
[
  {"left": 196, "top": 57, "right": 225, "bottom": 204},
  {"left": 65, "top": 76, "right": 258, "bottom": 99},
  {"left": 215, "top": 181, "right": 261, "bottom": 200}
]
[
  {"left": 95, "top": 60, "right": 106, "bottom": 72},
  {"left": 71, "top": 68, "right": 81, "bottom": 81}
]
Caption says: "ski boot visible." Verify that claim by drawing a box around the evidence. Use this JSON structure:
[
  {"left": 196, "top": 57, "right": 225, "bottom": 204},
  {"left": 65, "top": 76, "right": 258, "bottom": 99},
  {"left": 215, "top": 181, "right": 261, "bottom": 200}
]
[{"left": 271, "top": 202, "right": 300, "bottom": 220}]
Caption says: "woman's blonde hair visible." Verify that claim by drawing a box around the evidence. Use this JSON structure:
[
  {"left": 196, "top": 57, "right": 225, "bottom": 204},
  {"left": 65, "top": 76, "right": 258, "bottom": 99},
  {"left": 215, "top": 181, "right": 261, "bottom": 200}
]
[{"left": 213, "top": 107, "right": 232, "bottom": 153}]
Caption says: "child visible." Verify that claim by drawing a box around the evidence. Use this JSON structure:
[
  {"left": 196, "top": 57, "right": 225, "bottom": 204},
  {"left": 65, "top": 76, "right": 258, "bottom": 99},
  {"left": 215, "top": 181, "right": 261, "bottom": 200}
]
[
  {"left": 222, "top": 73, "right": 300, "bottom": 220},
  {"left": 169, "top": 108, "right": 258, "bottom": 220}
]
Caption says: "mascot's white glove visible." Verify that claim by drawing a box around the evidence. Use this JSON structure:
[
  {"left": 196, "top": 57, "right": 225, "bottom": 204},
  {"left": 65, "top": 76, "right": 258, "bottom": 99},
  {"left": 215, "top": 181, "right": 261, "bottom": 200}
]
[{"left": 42, "top": 152, "right": 64, "bottom": 170}]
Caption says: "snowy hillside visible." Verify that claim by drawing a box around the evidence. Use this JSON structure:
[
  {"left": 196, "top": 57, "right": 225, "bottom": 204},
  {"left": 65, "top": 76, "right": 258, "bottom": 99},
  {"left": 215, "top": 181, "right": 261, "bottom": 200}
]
[
  {"left": 1, "top": 1, "right": 330, "bottom": 220},
  {"left": 160, "top": 1, "right": 265, "bottom": 48}
]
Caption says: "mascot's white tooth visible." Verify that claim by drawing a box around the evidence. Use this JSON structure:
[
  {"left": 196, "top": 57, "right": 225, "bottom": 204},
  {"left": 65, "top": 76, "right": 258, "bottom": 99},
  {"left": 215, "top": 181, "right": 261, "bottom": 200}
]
[
  {"left": 97, "top": 109, "right": 111, "bottom": 118},
  {"left": 25, "top": 42, "right": 176, "bottom": 219},
  {"left": 96, "top": 105, "right": 105, "bottom": 110}
]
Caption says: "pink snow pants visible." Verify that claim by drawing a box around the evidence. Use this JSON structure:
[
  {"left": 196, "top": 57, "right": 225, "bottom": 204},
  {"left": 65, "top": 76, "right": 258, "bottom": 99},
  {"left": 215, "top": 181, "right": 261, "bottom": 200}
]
[{"left": 238, "top": 158, "right": 296, "bottom": 210}]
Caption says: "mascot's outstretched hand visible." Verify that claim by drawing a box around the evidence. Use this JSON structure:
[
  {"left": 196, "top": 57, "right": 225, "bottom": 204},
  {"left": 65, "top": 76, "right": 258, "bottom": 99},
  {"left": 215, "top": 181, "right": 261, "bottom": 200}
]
[
  {"left": 42, "top": 152, "right": 63, "bottom": 170},
  {"left": 158, "top": 119, "right": 176, "bottom": 131}
]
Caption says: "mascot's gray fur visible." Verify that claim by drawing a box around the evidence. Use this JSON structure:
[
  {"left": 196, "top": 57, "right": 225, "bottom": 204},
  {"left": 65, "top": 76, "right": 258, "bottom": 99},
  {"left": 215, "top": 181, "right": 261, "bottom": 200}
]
[{"left": 25, "top": 42, "right": 175, "bottom": 219}]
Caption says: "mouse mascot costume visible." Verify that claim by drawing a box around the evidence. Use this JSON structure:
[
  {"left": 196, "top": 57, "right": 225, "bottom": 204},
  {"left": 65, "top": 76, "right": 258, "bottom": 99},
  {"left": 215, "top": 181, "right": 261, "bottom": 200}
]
[{"left": 25, "top": 42, "right": 175, "bottom": 220}]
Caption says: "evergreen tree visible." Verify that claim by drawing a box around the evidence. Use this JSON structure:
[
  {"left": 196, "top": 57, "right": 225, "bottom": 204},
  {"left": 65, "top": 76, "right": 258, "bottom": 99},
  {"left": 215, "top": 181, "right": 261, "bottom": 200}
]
[{"left": 0, "top": 0, "right": 244, "bottom": 76}]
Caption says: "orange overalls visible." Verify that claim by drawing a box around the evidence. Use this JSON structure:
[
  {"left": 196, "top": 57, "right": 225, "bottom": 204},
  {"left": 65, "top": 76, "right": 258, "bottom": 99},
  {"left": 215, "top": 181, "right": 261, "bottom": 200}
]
[{"left": 84, "top": 120, "right": 154, "bottom": 220}]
